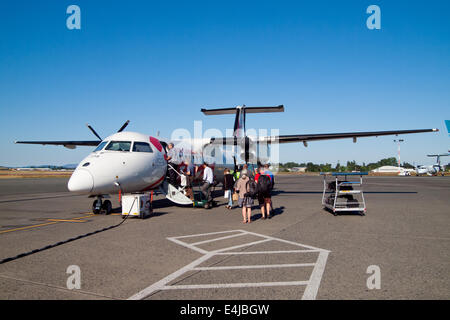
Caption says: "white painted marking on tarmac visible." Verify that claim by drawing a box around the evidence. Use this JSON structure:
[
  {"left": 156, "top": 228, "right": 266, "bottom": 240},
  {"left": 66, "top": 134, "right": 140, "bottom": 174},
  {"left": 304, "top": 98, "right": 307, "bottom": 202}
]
[
  {"left": 193, "top": 263, "right": 316, "bottom": 271},
  {"left": 215, "top": 249, "right": 320, "bottom": 255},
  {"left": 190, "top": 232, "right": 246, "bottom": 246},
  {"left": 166, "top": 237, "right": 209, "bottom": 255},
  {"left": 302, "top": 250, "right": 330, "bottom": 300},
  {"left": 128, "top": 253, "right": 214, "bottom": 300},
  {"left": 128, "top": 230, "right": 330, "bottom": 300},
  {"left": 173, "top": 230, "right": 243, "bottom": 239},
  {"left": 162, "top": 281, "right": 310, "bottom": 290},
  {"left": 213, "top": 238, "right": 272, "bottom": 253}
]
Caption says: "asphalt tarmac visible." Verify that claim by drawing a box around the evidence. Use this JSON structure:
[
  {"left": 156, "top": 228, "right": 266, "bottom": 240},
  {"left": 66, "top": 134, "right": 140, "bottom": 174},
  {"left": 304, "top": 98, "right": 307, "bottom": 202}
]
[{"left": 0, "top": 175, "right": 448, "bottom": 300}]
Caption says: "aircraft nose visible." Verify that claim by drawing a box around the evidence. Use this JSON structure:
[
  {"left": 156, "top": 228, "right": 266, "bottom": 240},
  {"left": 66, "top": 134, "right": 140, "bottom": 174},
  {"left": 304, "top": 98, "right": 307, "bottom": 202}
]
[{"left": 68, "top": 169, "right": 94, "bottom": 193}]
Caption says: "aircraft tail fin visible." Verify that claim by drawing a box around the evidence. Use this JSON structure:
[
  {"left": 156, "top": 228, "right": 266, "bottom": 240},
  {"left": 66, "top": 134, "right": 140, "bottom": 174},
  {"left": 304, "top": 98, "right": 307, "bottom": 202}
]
[{"left": 445, "top": 120, "right": 450, "bottom": 135}]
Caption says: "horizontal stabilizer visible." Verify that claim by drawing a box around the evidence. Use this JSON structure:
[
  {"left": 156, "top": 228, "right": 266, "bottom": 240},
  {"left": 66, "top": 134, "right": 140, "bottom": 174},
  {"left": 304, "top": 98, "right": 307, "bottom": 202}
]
[
  {"left": 243, "top": 105, "right": 284, "bottom": 113},
  {"left": 201, "top": 105, "right": 284, "bottom": 115},
  {"left": 201, "top": 107, "right": 239, "bottom": 115}
]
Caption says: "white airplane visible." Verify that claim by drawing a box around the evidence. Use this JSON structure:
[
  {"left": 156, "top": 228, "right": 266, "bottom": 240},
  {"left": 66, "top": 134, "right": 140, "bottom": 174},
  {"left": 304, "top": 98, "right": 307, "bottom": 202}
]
[
  {"left": 16, "top": 105, "right": 439, "bottom": 213},
  {"left": 416, "top": 154, "right": 449, "bottom": 176}
]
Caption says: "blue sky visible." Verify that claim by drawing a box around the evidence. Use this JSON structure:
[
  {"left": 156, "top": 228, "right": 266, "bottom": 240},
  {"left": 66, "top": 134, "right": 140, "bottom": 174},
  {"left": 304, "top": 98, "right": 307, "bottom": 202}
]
[{"left": 0, "top": 0, "right": 449, "bottom": 167}]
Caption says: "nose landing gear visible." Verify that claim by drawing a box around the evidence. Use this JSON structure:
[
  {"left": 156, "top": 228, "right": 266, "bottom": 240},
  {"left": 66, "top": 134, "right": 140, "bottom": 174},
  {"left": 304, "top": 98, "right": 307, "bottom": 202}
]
[{"left": 92, "top": 197, "right": 112, "bottom": 215}]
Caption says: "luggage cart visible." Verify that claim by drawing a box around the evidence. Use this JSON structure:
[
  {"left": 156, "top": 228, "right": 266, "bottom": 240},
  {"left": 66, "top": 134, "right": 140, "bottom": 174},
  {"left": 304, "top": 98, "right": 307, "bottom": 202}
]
[
  {"left": 192, "top": 181, "right": 218, "bottom": 209},
  {"left": 320, "top": 172, "right": 368, "bottom": 216}
]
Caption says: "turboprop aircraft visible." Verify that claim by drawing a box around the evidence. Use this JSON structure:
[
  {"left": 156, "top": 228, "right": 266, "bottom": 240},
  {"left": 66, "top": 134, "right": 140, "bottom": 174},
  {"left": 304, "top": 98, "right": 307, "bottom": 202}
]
[
  {"left": 15, "top": 105, "right": 439, "bottom": 213},
  {"left": 415, "top": 153, "right": 449, "bottom": 176}
]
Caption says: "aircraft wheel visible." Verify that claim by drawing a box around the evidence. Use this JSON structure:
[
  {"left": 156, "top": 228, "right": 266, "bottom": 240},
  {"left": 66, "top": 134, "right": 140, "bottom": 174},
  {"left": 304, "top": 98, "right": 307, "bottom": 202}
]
[
  {"left": 102, "top": 200, "right": 112, "bottom": 215},
  {"left": 92, "top": 199, "right": 102, "bottom": 214}
]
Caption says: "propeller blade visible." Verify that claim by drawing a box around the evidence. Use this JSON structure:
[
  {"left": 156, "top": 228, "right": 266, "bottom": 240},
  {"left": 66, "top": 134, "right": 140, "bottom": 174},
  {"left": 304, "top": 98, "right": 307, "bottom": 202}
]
[
  {"left": 244, "top": 136, "right": 250, "bottom": 164},
  {"left": 86, "top": 124, "right": 102, "bottom": 141},
  {"left": 117, "top": 120, "right": 130, "bottom": 133}
]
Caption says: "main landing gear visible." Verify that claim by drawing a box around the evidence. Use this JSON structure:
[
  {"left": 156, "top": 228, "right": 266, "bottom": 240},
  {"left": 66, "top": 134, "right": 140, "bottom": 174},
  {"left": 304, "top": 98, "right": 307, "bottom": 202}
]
[{"left": 92, "top": 197, "right": 112, "bottom": 215}]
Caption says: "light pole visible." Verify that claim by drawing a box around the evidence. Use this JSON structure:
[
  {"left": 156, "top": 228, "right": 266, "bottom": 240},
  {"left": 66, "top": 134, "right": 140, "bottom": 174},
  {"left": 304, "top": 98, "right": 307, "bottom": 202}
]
[{"left": 393, "top": 139, "right": 404, "bottom": 171}]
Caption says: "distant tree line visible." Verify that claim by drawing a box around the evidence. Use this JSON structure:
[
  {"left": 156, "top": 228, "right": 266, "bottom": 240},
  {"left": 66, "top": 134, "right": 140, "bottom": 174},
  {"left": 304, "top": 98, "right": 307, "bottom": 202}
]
[{"left": 277, "top": 157, "right": 417, "bottom": 173}]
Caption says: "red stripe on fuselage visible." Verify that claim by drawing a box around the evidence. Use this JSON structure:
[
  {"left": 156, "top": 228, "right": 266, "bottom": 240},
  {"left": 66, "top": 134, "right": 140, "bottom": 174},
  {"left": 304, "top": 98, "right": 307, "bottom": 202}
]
[
  {"left": 150, "top": 136, "right": 163, "bottom": 152},
  {"left": 140, "top": 175, "right": 165, "bottom": 192}
]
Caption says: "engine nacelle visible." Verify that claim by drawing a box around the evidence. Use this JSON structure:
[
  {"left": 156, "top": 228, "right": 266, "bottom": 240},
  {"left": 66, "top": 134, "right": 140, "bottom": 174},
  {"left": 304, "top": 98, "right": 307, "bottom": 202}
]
[{"left": 239, "top": 151, "right": 257, "bottom": 163}]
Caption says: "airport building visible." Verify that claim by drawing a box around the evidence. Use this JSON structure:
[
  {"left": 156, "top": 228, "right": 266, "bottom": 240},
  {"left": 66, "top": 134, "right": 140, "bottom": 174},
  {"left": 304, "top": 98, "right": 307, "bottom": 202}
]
[{"left": 371, "top": 166, "right": 414, "bottom": 174}]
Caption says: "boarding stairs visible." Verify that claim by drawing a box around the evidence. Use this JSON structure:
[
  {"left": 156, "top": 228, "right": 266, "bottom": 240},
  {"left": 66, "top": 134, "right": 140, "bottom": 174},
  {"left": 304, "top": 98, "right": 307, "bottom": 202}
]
[{"left": 158, "top": 164, "right": 193, "bottom": 205}]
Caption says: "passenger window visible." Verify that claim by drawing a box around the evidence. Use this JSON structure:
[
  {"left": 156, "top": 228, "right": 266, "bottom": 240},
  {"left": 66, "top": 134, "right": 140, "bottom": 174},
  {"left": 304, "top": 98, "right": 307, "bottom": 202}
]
[
  {"left": 93, "top": 141, "right": 108, "bottom": 152},
  {"left": 133, "top": 142, "right": 153, "bottom": 153},
  {"left": 105, "top": 141, "right": 131, "bottom": 152}
]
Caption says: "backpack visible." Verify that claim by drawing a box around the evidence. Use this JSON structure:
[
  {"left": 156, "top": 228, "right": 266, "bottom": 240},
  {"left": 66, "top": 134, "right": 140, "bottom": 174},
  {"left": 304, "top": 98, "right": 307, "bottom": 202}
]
[
  {"left": 257, "top": 174, "right": 271, "bottom": 194},
  {"left": 245, "top": 178, "right": 258, "bottom": 199}
]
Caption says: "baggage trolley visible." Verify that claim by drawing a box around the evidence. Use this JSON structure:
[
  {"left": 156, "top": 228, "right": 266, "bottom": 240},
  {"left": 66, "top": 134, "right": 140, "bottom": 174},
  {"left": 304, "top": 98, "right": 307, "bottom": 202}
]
[{"left": 320, "top": 172, "right": 368, "bottom": 216}]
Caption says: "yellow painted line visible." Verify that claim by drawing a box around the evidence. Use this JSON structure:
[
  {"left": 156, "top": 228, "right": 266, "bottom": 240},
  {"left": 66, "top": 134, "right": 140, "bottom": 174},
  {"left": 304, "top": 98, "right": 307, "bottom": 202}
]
[
  {"left": 47, "top": 214, "right": 94, "bottom": 222},
  {"left": 0, "top": 214, "right": 95, "bottom": 235},
  {"left": 47, "top": 219, "right": 87, "bottom": 223},
  {"left": 0, "top": 221, "right": 59, "bottom": 234}
]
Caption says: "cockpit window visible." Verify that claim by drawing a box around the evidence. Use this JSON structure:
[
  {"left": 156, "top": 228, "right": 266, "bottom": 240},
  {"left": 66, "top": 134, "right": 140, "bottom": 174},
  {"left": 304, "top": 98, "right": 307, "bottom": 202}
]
[
  {"left": 93, "top": 141, "right": 108, "bottom": 152},
  {"left": 132, "top": 142, "right": 153, "bottom": 153},
  {"left": 105, "top": 141, "right": 132, "bottom": 152}
]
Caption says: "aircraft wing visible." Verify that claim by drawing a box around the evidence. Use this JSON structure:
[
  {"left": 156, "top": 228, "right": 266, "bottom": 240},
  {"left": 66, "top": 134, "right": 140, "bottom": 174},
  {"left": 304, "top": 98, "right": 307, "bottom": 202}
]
[
  {"left": 15, "top": 140, "right": 101, "bottom": 149},
  {"left": 268, "top": 128, "right": 439, "bottom": 144},
  {"left": 207, "top": 128, "right": 438, "bottom": 145}
]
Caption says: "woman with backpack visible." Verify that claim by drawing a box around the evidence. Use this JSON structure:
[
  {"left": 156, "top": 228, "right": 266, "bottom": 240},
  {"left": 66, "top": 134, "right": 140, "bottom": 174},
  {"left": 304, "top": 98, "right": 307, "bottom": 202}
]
[
  {"left": 255, "top": 167, "right": 272, "bottom": 219},
  {"left": 234, "top": 169, "right": 254, "bottom": 223}
]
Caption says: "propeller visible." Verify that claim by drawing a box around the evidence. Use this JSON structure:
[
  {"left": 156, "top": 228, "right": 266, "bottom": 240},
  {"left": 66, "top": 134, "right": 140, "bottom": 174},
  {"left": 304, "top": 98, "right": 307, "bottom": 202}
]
[
  {"left": 86, "top": 120, "right": 130, "bottom": 141},
  {"left": 86, "top": 124, "right": 102, "bottom": 141},
  {"left": 117, "top": 120, "right": 130, "bottom": 133},
  {"left": 244, "top": 136, "right": 251, "bottom": 163}
]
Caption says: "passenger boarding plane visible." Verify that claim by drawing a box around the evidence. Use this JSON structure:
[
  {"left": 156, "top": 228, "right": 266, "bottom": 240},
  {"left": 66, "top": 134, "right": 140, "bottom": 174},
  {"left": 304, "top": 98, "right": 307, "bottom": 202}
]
[{"left": 15, "top": 105, "right": 438, "bottom": 213}]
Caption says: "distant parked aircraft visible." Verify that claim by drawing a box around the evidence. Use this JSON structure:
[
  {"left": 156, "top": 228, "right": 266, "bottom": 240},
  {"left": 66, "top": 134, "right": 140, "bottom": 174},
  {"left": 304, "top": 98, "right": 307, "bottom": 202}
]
[{"left": 416, "top": 154, "right": 449, "bottom": 176}]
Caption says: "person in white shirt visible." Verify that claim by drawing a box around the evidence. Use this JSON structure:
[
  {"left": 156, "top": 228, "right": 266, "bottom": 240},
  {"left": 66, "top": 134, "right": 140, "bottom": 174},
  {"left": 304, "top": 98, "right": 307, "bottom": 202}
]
[
  {"left": 201, "top": 162, "right": 214, "bottom": 203},
  {"left": 166, "top": 143, "right": 178, "bottom": 185}
]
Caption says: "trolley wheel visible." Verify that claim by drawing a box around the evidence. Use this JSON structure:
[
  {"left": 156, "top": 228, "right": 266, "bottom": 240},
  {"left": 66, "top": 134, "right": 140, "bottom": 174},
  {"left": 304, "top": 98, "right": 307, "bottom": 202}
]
[
  {"left": 92, "top": 199, "right": 102, "bottom": 214},
  {"left": 102, "top": 200, "right": 112, "bottom": 215},
  {"left": 360, "top": 211, "right": 366, "bottom": 216}
]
